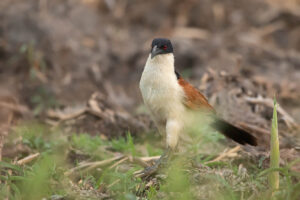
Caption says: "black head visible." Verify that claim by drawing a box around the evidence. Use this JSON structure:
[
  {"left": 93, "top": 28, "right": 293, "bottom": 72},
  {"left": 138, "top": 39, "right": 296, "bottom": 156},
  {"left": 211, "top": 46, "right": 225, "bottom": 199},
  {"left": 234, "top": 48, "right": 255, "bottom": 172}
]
[{"left": 150, "top": 38, "right": 173, "bottom": 59}]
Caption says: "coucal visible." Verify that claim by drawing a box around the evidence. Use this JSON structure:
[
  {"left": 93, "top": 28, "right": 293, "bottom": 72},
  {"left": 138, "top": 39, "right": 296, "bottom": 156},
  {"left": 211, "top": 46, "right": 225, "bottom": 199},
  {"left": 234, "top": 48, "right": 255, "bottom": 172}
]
[{"left": 139, "top": 38, "right": 257, "bottom": 176}]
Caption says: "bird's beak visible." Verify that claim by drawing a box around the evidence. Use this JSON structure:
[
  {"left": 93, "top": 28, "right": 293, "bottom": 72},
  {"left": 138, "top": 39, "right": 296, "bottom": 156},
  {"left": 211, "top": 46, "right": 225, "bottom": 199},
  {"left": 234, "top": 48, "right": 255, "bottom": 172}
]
[{"left": 151, "top": 45, "right": 163, "bottom": 59}]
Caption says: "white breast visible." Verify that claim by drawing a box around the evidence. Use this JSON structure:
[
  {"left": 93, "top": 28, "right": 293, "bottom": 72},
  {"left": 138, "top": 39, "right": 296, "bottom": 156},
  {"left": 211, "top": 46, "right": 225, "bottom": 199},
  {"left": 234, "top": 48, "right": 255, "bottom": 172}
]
[{"left": 139, "top": 54, "right": 185, "bottom": 122}]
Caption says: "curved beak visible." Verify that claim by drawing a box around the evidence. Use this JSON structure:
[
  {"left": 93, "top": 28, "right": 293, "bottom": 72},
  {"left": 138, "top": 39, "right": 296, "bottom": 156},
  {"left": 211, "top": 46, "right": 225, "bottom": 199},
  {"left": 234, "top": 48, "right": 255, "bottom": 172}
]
[{"left": 151, "top": 45, "right": 163, "bottom": 59}]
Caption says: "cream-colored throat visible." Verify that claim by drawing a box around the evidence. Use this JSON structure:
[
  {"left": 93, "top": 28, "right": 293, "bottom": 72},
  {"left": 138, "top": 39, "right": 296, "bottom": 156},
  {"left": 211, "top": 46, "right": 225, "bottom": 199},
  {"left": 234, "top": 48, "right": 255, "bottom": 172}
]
[
  {"left": 141, "top": 53, "right": 176, "bottom": 84},
  {"left": 139, "top": 53, "right": 185, "bottom": 120}
]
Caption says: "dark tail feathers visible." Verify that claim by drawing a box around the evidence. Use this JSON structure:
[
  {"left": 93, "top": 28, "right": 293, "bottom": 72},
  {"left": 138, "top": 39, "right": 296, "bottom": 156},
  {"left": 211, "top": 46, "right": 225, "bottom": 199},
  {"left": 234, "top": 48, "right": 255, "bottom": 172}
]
[{"left": 212, "top": 119, "right": 257, "bottom": 146}]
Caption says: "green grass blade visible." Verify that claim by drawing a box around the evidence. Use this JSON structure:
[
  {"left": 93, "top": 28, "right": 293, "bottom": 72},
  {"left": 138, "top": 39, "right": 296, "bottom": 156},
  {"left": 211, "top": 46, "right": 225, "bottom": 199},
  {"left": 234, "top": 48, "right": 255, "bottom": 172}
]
[
  {"left": 269, "top": 97, "right": 280, "bottom": 191},
  {"left": 0, "top": 161, "right": 22, "bottom": 172}
]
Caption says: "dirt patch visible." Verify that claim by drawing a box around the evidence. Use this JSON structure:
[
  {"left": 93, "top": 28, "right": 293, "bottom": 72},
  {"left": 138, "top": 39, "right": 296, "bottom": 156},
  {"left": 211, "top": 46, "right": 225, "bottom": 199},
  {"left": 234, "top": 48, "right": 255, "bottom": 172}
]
[{"left": 0, "top": 0, "right": 299, "bottom": 151}]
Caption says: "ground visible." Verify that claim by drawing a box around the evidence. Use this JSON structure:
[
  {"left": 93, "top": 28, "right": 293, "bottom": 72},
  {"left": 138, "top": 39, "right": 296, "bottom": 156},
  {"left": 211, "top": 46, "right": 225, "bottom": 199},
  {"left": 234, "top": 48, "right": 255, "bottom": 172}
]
[{"left": 0, "top": 0, "right": 300, "bottom": 199}]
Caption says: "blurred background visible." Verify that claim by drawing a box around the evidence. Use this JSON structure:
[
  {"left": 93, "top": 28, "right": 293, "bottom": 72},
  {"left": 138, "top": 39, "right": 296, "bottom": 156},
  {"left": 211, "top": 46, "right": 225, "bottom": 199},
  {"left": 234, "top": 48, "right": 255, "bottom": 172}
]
[
  {"left": 0, "top": 0, "right": 300, "bottom": 199},
  {"left": 1, "top": 0, "right": 300, "bottom": 165},
  {"left": 0, "top": 0, "right": 300, "bottom": 153},
  {"left": 1, "top": 0, "right": 300, "bottom": 122},
  {"left": 1, "top": 0, "right": 300, "bottom": 119}
]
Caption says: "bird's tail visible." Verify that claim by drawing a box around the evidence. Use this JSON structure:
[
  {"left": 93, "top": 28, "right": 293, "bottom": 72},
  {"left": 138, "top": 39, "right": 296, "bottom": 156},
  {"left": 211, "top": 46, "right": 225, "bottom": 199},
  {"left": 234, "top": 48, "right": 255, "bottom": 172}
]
[{"left": 211, "top": 118, "right": 257, "bottom": 146}]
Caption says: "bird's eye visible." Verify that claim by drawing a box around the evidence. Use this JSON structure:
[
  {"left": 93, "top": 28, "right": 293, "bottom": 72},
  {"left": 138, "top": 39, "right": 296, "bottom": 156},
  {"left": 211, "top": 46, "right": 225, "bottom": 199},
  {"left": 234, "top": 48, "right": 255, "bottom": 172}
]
[{"left": 161, "top": 45, "right": 167, "bottom": 50}]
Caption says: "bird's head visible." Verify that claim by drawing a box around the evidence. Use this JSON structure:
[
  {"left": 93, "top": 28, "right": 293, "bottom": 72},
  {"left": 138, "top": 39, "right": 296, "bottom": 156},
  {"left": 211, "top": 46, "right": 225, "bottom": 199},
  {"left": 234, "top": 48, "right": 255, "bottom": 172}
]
[{"left": 150, "top": 38, "right": 173, "bottom": 59}]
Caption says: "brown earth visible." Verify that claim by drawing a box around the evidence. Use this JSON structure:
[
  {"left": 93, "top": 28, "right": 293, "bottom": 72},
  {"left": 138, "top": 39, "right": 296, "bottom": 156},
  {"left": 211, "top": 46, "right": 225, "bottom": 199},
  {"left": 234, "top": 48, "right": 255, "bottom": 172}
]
[{"left": 0, "top": 0, "right": 299, "bottom": 153}]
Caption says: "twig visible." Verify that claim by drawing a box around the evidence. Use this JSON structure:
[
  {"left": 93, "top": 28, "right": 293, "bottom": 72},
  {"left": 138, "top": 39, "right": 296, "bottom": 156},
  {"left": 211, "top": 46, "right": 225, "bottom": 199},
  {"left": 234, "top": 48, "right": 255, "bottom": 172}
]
[
  {"left": 109, "top": 155, "right": 160, "bottom": 169},
  {"left": 245, "top": 96, "right": 297, "bottom": 128},
  {"left": 205, "top": 146, "right": 241, "bottom": 164},
  {"left": 65, "top": 155, "right": 124, "bottom": 176},
  {"left": 238, "top": 122, "right": 270, "bottom": 136},
  {"left": 109, "top": 157, "right": 129, "bottom": 169},
  {"left": 47, "top": 108, "right": 86, "bottom": 122},
  {"left": 16, "top": 153, "right": 40, "bottom": 165},
  {"left": 139, "top": 155, "right": 160, "bottom": 162},
  {"left": 86, "top": 108, "right": 107, "bottom": 120},
  {"left": 252, "top": 21, "right": 285, "bottom": 38},
  {"left": 133, "top": 169, "right": 144, "bottom": 177},
  {"left": 129, "top": 156, "right": 150, "bottom": 168},
  {"left": 107, "top": 179, "right": 120, "bottom": 188},
  {"left": 0, "top": 102, "right": 28, "bottom": 114}
]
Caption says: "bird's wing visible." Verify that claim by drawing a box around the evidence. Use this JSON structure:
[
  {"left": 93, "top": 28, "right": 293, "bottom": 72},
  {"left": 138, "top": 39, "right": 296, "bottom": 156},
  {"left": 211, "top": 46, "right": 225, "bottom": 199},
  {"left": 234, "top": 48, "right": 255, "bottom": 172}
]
[
  {"left": 176, "top": 72, "right": 257, "bottom": 146},
  {"left": 177, "top": 75, "right": 215, "bottom": 112}
]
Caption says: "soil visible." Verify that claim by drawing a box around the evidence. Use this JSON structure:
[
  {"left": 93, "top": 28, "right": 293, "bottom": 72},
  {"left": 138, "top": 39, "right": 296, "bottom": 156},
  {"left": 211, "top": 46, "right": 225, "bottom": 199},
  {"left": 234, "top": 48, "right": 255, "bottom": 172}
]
[{"left": 0, "top": 0, "right": 299, "bottom": 149}]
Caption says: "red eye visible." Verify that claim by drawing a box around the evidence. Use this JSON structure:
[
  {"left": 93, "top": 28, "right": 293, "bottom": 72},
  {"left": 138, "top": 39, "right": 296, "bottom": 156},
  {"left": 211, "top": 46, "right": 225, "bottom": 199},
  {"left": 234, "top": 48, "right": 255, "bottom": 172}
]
[{"left": 162, "top": 45, "right": 167, "bottom": 50}]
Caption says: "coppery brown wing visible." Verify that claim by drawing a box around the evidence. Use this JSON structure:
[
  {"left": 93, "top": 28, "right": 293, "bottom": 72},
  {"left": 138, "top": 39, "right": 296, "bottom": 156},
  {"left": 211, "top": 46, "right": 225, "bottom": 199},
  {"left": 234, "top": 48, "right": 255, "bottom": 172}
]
[{"left": 177, "top": 76, "right": 215, "bottom": 112}]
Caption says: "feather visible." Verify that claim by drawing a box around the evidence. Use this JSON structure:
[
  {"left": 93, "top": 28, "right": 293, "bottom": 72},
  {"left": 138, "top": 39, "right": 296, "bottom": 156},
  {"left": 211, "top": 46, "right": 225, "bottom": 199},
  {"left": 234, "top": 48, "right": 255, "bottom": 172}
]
[
  {"left": 177, "top": 76, "right": 215, "bottom": 112},
  {"left": 177, "top": 74, "right": 257, "bottom": 146},
  {"left": 211, "top": 118, "right": 257, "bottom": 146}
]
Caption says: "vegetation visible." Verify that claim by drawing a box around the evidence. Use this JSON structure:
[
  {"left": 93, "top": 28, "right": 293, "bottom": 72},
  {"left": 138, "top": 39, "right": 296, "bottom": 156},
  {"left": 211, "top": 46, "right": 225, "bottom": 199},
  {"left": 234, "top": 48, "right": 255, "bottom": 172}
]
[
  {"left": 1, "top": 0, "right": 300, "bottom": 199},
  {"left": 1, "top": 116, "right": 299, "bottom": 200},
  {"left": 269, "top": 98, "right": 280, "bottom": 192}
]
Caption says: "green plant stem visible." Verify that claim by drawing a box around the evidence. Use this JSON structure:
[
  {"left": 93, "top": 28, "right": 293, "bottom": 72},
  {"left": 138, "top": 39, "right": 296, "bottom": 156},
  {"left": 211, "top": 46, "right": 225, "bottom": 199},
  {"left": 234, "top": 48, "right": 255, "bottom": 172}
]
[{"left": 269, "top": 98, "right": 280, "bottom": 191}]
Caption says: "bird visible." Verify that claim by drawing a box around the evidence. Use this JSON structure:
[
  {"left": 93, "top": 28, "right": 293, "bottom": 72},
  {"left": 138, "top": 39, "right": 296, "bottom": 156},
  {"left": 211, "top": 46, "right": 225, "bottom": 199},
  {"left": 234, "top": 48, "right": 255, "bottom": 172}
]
[{"left": 138, "top": 38, "right": 257, "bottom": 177}]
